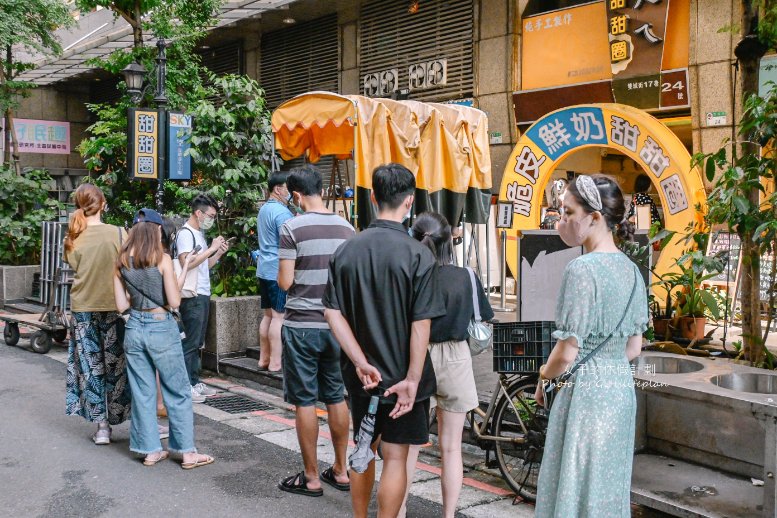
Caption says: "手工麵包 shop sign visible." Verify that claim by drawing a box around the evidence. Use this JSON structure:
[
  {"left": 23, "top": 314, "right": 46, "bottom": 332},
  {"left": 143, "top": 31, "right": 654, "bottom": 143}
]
[{"left": 498, "top": 103, "right": 706, "bottom": 287}]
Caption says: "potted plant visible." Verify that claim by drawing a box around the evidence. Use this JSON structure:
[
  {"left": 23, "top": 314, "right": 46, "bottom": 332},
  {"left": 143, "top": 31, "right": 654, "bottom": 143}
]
[
  {"left": 673, "top": 252, "right": 725, "bottom": 341},
  {"left": 647, "top": 227, "right": 681, "bottom": 340},
  {"left": 648, "top": 279, "right": 676, "bottom": 340}
]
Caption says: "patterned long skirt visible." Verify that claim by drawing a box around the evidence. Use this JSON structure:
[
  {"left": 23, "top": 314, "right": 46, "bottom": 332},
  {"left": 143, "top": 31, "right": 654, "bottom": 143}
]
[{"left": 66, "top": 311, "right": 132, "bottom": 425}]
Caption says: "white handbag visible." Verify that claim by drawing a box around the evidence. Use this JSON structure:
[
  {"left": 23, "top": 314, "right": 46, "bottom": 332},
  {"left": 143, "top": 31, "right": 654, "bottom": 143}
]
[{"left": 466, "top": 267, "right": 493, "bottom": 356}]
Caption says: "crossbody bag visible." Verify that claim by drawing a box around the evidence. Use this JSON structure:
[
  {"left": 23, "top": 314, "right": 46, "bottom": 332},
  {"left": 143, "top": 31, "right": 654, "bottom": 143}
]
[{"left": 543, "top": 268, "right": 640, "bottom": 410}]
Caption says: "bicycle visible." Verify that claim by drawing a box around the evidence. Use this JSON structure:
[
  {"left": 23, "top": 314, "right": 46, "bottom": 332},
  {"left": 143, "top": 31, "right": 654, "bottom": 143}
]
[{"left": 467, "top": 321, "right": 555, "bottom": 502}]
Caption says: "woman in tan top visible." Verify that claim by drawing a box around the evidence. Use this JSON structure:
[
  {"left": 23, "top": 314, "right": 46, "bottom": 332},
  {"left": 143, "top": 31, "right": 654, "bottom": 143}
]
[{"left": 63, "top": 184, "right": 131, "bottom": 445}]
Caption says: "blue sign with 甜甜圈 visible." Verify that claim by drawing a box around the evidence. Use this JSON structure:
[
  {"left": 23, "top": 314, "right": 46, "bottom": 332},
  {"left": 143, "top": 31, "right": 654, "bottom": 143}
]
[{"left": 168, "top": 112, "right": 192, "bottom": 181}]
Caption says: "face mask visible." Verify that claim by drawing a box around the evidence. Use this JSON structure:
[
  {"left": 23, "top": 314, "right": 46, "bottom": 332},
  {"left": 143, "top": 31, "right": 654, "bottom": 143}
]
[
  {"left": 200, "top": 214, "right": 215, "bottom": 231},
  {"left": 286, "top": 193, "right": 293, "bottom": 203},
  {"left": 403, "top": 202, "right": 413, "bottom": 223},
  {"left": 557, "top": 212, "right": 594, "bottom": 247}
]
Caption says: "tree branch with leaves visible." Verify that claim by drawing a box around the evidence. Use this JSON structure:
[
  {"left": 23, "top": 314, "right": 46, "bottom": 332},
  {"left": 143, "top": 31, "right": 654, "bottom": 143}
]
[{"left": 0, "top": 0, "right": 73, "bottom": 172}]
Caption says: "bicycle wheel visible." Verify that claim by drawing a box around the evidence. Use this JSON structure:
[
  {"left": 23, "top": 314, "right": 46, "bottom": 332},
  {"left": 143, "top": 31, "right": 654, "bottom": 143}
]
[{"left": 492, "top": 379, "right": 548, "bottom": 501}]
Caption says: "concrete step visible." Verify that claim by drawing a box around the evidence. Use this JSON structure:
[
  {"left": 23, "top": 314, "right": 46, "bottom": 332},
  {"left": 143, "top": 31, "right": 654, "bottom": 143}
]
[
  {"left": 218, "top": 356, "right": 284, "bottom": 391},
  {"left": 245, "top": 346, "right": 260, "bottom": 360},
  {"left": 631, "top": 452, "right": 762, "bottom": 517}
]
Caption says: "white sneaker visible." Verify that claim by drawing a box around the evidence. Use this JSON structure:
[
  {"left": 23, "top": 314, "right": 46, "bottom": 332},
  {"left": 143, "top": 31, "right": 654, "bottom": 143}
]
[
  {"left": 190, "top": 385, "right": 206, "bottom": 403},
  {"left": 93, "top": 426, "right": 111, "bottom": 445},
  {"left": 158, "top": 424, "right": 169, "bottom": 440},
  {"left": 193, "top": 382, "right": 219, "bottom": 397}
]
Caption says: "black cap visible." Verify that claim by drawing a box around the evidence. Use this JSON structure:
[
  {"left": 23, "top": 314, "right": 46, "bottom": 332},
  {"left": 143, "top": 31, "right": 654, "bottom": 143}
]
[{"left": 133, "top": 208, "right": 164, "bottom": 226}]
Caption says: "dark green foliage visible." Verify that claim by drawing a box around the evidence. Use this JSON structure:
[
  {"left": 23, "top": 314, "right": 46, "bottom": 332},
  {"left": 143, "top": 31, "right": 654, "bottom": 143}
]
[{"left": 0, "top": 167, "right": 62, "bottom": 265}]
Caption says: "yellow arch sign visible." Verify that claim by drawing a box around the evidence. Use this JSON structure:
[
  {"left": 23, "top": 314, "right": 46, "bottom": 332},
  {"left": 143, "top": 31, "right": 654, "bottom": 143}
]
[{"left": 499, "top": 103, "right": 706, "bottom": 287}]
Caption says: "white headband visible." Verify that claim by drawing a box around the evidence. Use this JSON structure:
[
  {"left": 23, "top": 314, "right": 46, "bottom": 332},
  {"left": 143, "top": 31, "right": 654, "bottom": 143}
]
[{"left": 575, "top": 175, "right": 602, "bottom": 211}]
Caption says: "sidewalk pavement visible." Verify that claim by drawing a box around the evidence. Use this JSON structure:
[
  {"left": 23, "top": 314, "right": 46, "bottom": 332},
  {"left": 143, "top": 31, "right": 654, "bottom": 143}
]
[{"left": 36, "top": 345, "right": 534, "bottom": 518}]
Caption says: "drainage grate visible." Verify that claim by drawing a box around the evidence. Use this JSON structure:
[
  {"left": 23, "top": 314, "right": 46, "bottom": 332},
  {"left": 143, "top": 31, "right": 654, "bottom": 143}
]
[{"left": 202, "top": 394, "right": 273, "bottom": 414}]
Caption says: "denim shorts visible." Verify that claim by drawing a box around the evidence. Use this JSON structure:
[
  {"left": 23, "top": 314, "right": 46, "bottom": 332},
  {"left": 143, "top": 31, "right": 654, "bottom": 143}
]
[
  {"left": 281, "top": 326, "right": 345, "bottom": 407},
  {"left": 259, "top": 278, "right": 287, "bottom": 312}
]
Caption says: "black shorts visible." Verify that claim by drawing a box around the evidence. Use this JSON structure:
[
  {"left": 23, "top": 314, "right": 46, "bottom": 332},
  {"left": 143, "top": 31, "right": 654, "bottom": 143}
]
[
  {"left": 349, "top": 394, "right": 430, "bottom": 446},
  {"left": 281, "top": 326, "right": 345, "bottom": 407},
  {"left": 258, "top": 278, "right": 287, "bottom": 312}
]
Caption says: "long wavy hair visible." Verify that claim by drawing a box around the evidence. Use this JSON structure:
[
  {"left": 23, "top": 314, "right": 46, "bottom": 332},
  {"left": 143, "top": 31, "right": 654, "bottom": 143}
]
[
  {"left": 116, "top": 222, "right": 164, "bottom": 270},
  {"left": 63, "top": 184, "right": 106, "bottom": 253}
]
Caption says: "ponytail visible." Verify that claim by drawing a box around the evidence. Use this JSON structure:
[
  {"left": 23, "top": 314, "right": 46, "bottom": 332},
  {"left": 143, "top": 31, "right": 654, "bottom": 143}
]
[
  {"left": 64, "top": 208, "right": 87, "bottom": 254},
  {"left": 410, "top": 212, "right": 454, "bottom": 266},
  {"left": 64, "top": 184, "right": 106, "bottom": 253},
  {"left": 419, "top": 234, "right": 437, "bottom": 259},
  {"left": 616, "top": 217, "right": 636, "bottom": 242}
]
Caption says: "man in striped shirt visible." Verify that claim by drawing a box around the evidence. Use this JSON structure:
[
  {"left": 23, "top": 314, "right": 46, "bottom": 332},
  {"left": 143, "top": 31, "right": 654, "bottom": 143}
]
[{"left": 276, "top": 165, "right": 355, "bottom": 497}]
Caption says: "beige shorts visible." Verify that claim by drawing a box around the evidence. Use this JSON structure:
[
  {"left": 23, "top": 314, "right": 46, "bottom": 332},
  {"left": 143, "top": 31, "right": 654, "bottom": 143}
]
[{"left": 428, "top": 339, "right": 479, "bottom": 413}]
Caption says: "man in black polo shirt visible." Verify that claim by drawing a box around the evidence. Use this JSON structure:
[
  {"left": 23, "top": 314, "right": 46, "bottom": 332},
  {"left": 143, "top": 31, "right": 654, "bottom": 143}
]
[{"left": 323, "top": 163, "right": 445, "bottom": 518}]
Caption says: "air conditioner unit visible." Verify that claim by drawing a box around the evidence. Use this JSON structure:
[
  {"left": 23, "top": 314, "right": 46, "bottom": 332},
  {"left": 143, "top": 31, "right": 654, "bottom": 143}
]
[
  {"left": 426, "top": 59, "right": 447, "bottom": 87},
  {"left": 363, "top": 73, "right": 380, "bottom": 97},
  {"left": 408, "top": 62, "right": 428, "bottom": 91},
  {"left": 379, "top": 69, "right": 399, "bottom": 96}
]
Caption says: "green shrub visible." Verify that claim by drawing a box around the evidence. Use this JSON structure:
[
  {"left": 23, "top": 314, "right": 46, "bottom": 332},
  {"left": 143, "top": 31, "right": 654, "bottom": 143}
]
[{"left": 0, "top": 167, "right": 62, "bottom": 265}]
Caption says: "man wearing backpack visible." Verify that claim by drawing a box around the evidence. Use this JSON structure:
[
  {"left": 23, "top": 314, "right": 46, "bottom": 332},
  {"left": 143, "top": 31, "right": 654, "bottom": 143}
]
[{"left": 176, "top": 193, "right": 230, "bottom": 403}]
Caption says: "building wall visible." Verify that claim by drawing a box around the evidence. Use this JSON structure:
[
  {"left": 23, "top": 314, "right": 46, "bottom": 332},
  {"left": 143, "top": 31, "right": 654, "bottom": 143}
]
[
  {"left": 11, "top": 84, "right": 90, "bottom": 175},
  {"left": 10, "top": 0, "right": 745, "bottom": 195},
  {"left": 477, "top": 0, "right": 516, "bottom": 191},
  {"left": 688, "top": 0, "right": 741, "bottom": 187}
]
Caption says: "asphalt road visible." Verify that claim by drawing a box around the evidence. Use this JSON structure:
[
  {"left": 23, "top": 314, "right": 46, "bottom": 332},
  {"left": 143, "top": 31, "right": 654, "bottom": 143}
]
[{"left": 0, "top": 342, "right": 446, "bottom": 518}]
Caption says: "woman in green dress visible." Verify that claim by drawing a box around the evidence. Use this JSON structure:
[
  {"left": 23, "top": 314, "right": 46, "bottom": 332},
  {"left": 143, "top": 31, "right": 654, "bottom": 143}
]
[{"left": 534, "top": 175, "right": 648, "bottom": 517}]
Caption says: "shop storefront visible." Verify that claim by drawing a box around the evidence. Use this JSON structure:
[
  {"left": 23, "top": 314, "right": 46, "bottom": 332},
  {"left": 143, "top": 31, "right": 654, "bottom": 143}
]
[
  {"left": 496, "top": 0, "right": 699, "bottom": 287},
  {"left": 511, "top": 0, "right": 692, "bottom": 232}
]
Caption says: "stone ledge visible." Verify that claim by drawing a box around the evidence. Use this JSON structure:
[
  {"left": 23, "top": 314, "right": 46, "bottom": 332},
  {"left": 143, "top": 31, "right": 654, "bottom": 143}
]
[
  {"left": 0, "top": 265, "right": 39, "bottom": 309},
  {"left": 204, "top": 295, "right": 261, "bottom": 362}
]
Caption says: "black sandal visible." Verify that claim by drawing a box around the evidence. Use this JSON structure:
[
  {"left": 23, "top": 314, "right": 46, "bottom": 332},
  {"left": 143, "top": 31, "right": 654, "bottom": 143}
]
[
  {"left": 320, "top": 466, "right": 350, "bottom": 492},
  {"left": 278, "top": 472, "right": 323, "bottom": 497}
]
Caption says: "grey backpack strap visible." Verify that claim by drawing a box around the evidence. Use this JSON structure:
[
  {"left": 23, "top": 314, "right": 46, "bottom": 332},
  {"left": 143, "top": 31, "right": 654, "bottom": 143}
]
[{"left": 466, "top": 267, "right": 482, "bottom": 323}]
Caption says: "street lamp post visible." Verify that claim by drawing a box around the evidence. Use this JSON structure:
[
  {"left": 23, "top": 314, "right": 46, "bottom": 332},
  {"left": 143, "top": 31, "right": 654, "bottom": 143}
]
[
  {"left": 153, "top": 38, "right": 168, "bottom": 213},
  {"left": 121, "top": 37, "right": 168, "bottom": 213}
]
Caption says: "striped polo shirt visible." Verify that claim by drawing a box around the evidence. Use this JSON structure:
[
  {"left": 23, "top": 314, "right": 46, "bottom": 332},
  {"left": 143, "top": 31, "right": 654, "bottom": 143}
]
[{"left": 278, "top": 212, "right": 355, "bottom": 328}]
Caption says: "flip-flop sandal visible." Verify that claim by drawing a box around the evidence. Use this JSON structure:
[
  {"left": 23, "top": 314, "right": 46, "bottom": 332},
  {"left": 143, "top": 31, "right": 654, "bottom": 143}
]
[
  {"left": 278, "top": 472, "right": 323, "bottom": 497},
  {"left": 143, "top": 451, "right": 169, "bottom": 466},
  {"left": 181, "top": 454, "right": 214, "bottom": 470},
  {"left": 320, "top": 467, "right": 350, "bottom": 491}
]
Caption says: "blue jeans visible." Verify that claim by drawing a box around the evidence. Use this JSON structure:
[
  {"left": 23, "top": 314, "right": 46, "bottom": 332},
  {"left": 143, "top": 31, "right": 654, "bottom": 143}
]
[{"left": 124, "top": 310, "right": 196, "bottom": 455}]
